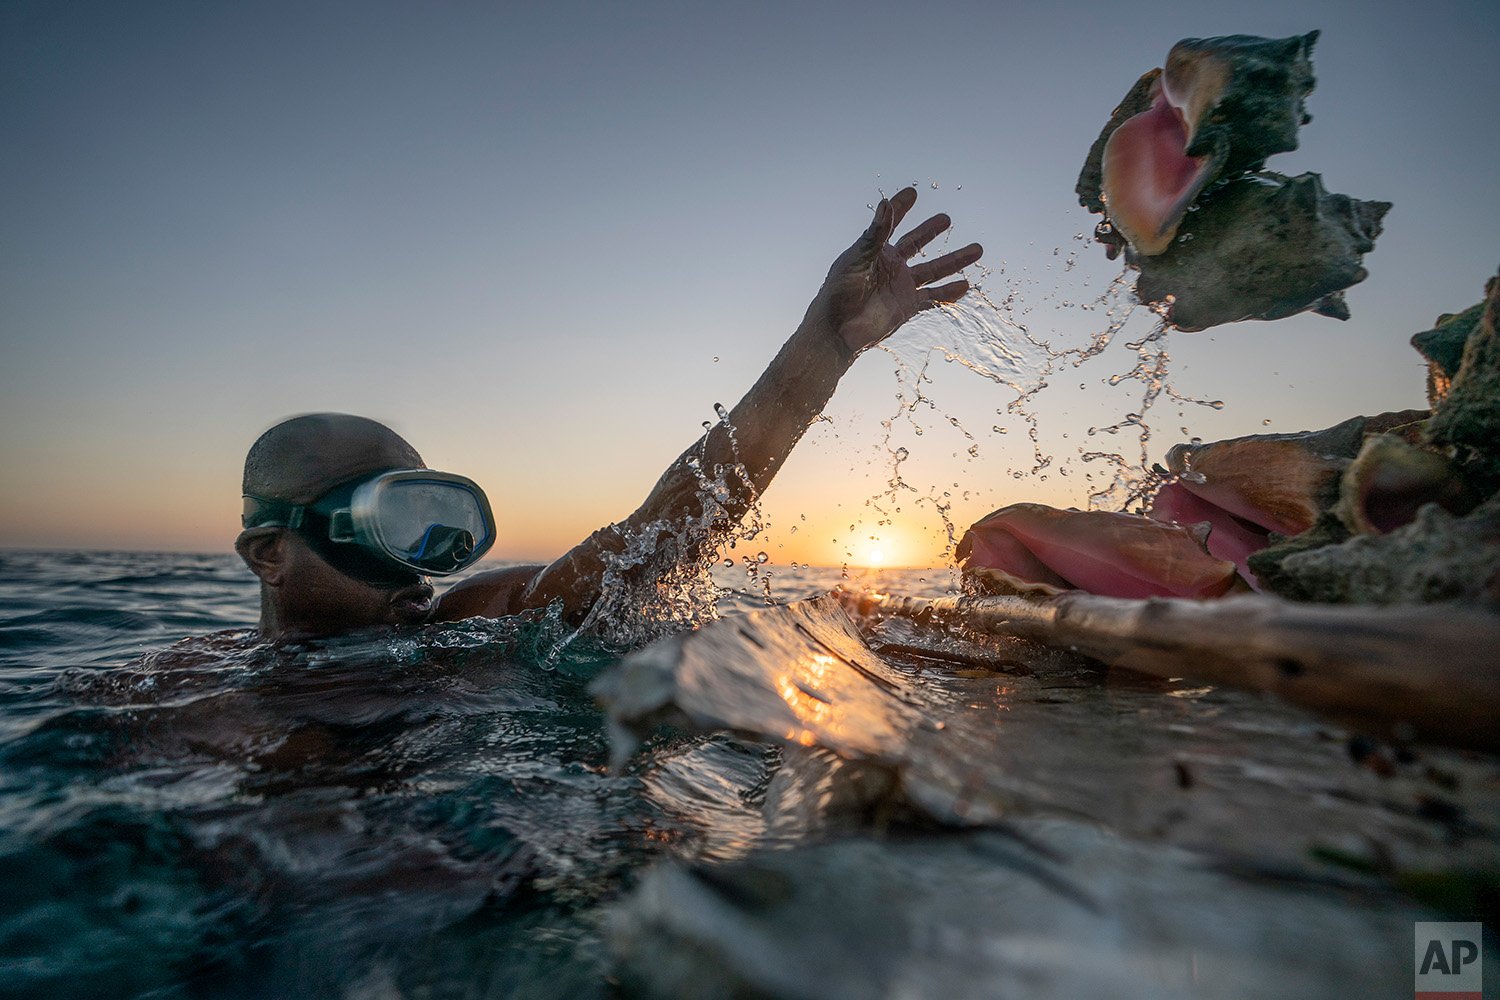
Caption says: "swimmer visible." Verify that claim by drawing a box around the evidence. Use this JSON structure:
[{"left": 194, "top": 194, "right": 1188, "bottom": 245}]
[{"left": 236, "top": 188, "right": 981, "bottom": 639}]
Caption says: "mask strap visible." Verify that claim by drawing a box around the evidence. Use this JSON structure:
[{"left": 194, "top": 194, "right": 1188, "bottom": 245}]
[{"left": 243, "top": 495, "right": 305, "bottom": 530}]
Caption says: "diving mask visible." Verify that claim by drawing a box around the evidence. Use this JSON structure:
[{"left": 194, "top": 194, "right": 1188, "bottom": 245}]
[{"left": 243, "top": 470, "right": 496, "bottom": 582}]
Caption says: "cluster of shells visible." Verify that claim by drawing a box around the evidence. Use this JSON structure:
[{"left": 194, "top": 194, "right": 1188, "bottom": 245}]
[{"left": 957, "top": 32, "right": 1500, "bottom": 611}]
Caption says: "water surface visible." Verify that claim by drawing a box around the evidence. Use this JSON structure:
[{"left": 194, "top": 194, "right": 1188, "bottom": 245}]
[
  {"left": 0, "top": 550, "right": 930, "bottom": 997},
  {"left": 1, "top": 550, "right": 1492, "bottom": 998}
]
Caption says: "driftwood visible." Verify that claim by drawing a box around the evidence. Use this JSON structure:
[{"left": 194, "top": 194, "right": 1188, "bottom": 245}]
[{"left": 845, "top": 590, "right": 1500, "bottom": 753}]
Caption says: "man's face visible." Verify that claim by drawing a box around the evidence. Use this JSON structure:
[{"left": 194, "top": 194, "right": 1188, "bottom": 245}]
[{"left": 277, "top": 531, "right": 434, "bottom": 636}]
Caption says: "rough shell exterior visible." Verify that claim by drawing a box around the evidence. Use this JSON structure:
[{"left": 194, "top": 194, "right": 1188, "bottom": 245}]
[{"left": 1133, "top": 172, "right": 1389, "bottom": 331}]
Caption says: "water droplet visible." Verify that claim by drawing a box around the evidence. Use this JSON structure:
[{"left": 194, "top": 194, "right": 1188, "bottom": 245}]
[
  {"left": 1261, "top": 418, "right": 1272, "bottom": 426},
  {"left": 929, "top": 181, "right": 939, "bottom": 189},
  {"left": 1177, "top": 233, "right": 1194, "bottom": 243},
  {"left": 756, "top": 552, "right": 768, "bottom": 563},
  {"left": 712, "top": 356, "right": 719, "bottom": 363}
]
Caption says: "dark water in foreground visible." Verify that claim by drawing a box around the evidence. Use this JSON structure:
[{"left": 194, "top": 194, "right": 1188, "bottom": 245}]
[
  {"left": 0, "top": 550, "right": 943, "bottom": 997},
  {"left": 2, "top": 550, "right": 1495, "bottom": 998}
]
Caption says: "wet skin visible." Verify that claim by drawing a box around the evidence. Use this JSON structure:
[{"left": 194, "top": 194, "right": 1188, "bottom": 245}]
[{"left": 237, "top": 528, "right": 436, "bottom": 639}]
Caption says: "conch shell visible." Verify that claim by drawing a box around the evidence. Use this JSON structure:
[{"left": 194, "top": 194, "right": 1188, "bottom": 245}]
[
  {"left": 1077, "top": 31, "right": 1389, "bottom": 332},
  {"left": 1145, "top": 411, "right": 1426, "bottom": 585},
  {"left": 1424, "top": 269, "right": 1500, "bottom": 495},
  {"left": 1079, "top": 32, "right": 1318, "bottom": 257},
  {"left": 1335, "top": 434, "right": 1471, "bottom": 535},
  {"left": 1160, "top": 433, "right": 1346, "bottom": 537},
  {"left": 1411, "top": 301, "right": 1485, "bottom": 406},
  {"left": 1133, "top": 172, "right": 1389, "bottom": 332},
  {"left": 956, "top": 503, "right": 1240, "bottom": 600}
]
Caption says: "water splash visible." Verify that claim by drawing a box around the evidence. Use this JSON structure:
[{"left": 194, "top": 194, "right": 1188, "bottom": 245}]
[
  {"left": 892, "top": 249, "right": 1228, "bottom": 516},
  {"left": 574, "top": 216, "right": 1232, "bottom": 631},
  {"left": 562, "top": 405, "right": 778, "bottom": 651}
]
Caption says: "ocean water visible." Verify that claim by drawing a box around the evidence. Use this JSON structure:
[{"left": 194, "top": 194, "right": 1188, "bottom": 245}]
[
  {"left": 1, "top": 550, "right": 1491, "bottom": 998},
  {"left": 0, "top": 550, "right": 943, "bottom": 997}
]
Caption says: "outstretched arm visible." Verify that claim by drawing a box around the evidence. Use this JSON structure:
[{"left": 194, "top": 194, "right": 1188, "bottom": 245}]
[{"left": 436, "top": 187, "right": 981, "bottom": 622}]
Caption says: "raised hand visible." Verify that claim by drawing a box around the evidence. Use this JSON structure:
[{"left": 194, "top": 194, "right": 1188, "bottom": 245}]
[
  {"left": 504, "top": 186, "right": 983, "bottom": 625},
  {"left": 811, "top": 186, "right": 984, "bottom": 355}
]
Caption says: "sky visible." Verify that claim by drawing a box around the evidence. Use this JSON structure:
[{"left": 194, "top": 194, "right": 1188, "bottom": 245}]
[{"left": 2, "top": 0, "right": 1497, "bottom": 568}]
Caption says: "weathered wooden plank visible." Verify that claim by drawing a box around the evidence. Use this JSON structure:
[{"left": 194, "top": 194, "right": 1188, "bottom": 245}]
[{"left": 848, "top": 590, "right": 1500, "bottom": 752}]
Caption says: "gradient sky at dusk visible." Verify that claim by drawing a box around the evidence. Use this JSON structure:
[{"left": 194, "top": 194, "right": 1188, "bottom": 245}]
[{"left": 3, "top": 0, "right": 1497, "bottom": 567}]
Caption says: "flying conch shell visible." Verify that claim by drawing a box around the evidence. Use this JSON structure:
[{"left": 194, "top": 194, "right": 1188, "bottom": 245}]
[
  {"left": 1133, "top": 172, "right": 1389, "bottom": 331},
  {"left": 956, "top": 503, "right": 1240, "bottom": 600},
  {"left": 1076, "top": 31, "right": 1389, "bottom": 331},
  {"left": 1079, "top": 32, "right": 1319, "bottom": 257}
]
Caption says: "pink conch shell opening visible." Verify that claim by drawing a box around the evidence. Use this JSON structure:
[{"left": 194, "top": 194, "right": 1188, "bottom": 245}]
[
  {"left": 957, "top": 503, "right": 1240, "bottom": 600},
  {"left": 1100, "top": 51, "right": 1230, "bottom": 255},
  {"left": 1147, "top": 481, "right": 1270, "bottom": 589},
  {"left": 1164, "top": 438, "right": 1344, "bottom": 536}
]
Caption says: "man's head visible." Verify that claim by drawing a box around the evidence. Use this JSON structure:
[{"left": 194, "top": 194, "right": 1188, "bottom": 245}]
[{"left": 235, "top": 413, "right": 435, "bottom": 639}]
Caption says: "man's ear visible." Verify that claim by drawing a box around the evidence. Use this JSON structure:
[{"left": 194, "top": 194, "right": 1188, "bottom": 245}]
[{"left": 235, "top": 529, "right": 288, "bottom": 586}]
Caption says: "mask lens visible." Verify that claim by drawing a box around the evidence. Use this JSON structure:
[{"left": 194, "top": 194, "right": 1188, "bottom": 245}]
[{"left": 372, "top": 480, "right": 491, "bottom": 573}]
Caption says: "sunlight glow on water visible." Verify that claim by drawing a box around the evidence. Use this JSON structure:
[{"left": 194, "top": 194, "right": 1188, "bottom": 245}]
[{"left": 2, "top": 552, "right": 1485, "bottom": 997}]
